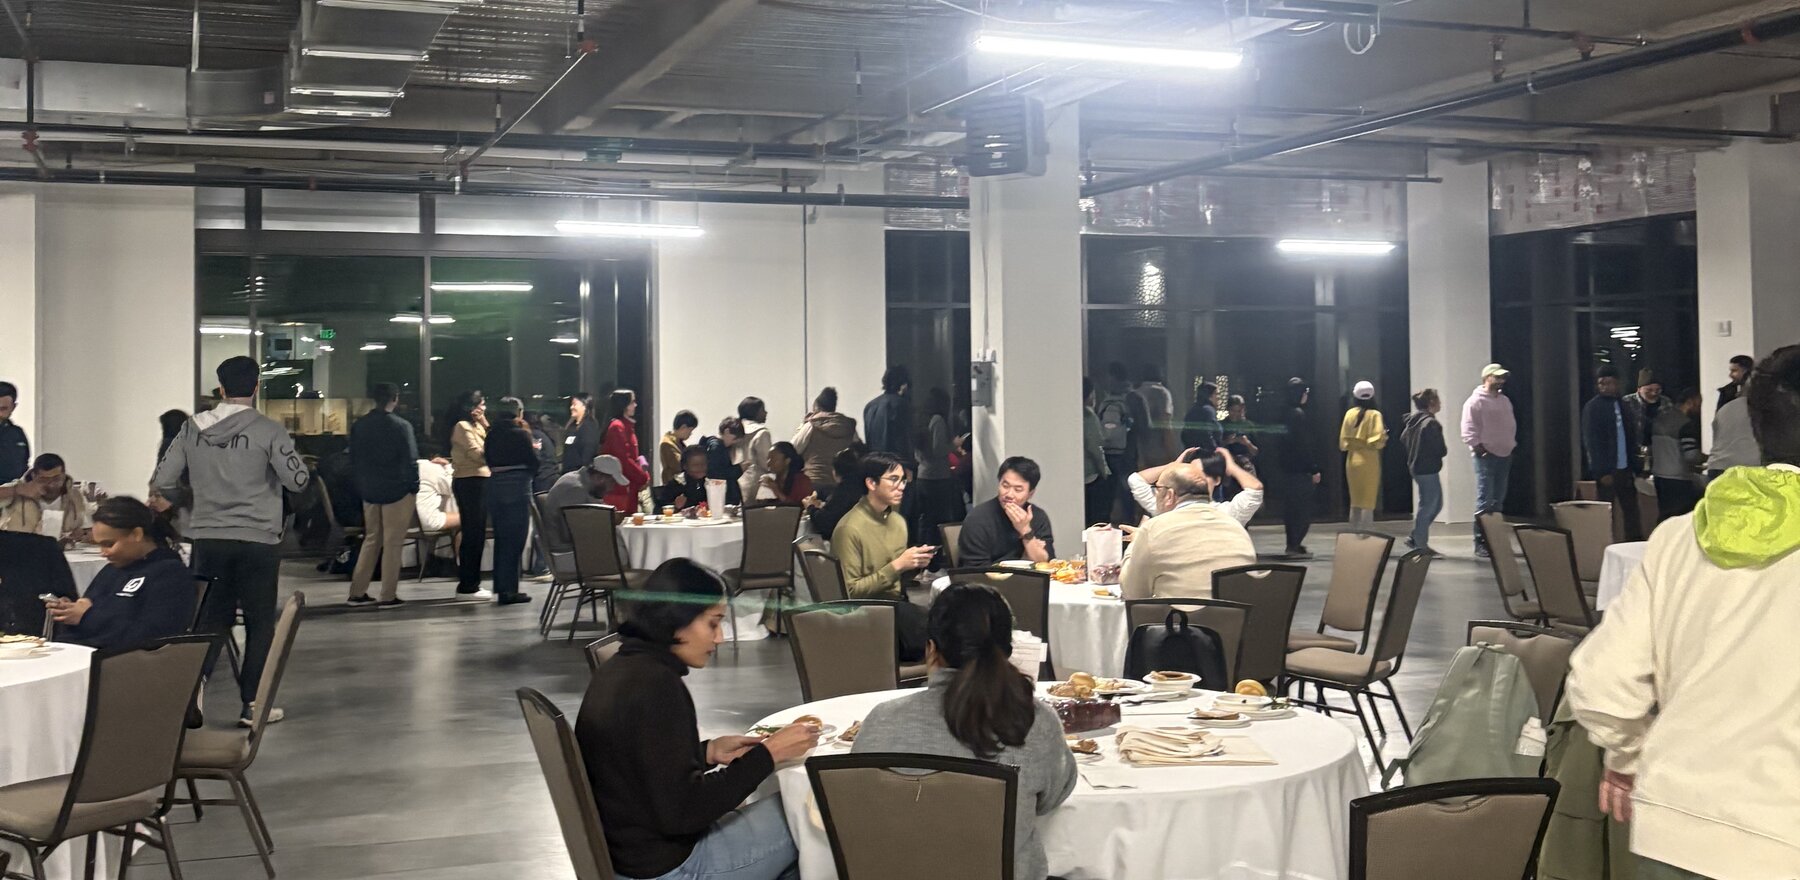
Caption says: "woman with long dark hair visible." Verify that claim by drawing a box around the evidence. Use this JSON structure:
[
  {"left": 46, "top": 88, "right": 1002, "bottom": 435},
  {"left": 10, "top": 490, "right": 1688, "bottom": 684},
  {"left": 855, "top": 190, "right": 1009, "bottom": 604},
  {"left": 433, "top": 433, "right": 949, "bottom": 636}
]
[
  {"left": 1276, "top": 378, "right": 1322, "bottom": 559},
  {"left": 808, "top": 442, "right": 867, "bottom": 540},
  {"left": 479, "top": 396, "right": 536, "bottom": 606},
  {"left": 911, "top": 386, "right": 964, "bottom": 543},
  {"left": 563, "top": 391, "right": 601, "bottom": 474},
  {"left": 47, "top": 496, "right": 196, "bottom": 649},
  {"left": 1339, "top": 380, "right": 1388, "bottom": 531},
  {"left": 599, "top": 388, "right": 650, "bottom": 512},
  {"left": 444, "top": 390, "right": 490, "bottom": 595},
  {"left": 756, "top": 441, "right": 813, "bottom": 506},
  {"left": 853, "top": 584, "right": 1077, "bottom": 880},
  {"left": 150, "top": 408, "right": 193, "bottom": 526},
  {"left": 576, "top": 559, "right": 816, "bottom": 880}
]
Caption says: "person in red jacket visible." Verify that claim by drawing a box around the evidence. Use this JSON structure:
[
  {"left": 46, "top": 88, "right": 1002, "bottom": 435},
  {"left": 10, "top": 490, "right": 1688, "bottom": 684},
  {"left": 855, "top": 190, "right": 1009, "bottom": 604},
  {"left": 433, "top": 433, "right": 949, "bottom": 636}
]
[{"left": 601, "top": 389, "right": 650, "bottom": 512}]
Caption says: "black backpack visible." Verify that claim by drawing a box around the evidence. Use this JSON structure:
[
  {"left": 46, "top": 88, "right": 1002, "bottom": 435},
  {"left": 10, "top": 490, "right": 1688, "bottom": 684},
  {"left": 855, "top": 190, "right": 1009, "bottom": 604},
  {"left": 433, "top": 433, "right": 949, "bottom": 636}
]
[{"left": 1122, "top": 609, "right": 1230, "bottom": 691}]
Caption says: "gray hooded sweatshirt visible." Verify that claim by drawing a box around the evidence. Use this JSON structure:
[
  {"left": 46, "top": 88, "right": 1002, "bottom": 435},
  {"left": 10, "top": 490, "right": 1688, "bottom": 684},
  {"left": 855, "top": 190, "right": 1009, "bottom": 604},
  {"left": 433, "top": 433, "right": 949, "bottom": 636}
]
[{"left": 153, "top": 404, "right": 310, "bottom": 544}]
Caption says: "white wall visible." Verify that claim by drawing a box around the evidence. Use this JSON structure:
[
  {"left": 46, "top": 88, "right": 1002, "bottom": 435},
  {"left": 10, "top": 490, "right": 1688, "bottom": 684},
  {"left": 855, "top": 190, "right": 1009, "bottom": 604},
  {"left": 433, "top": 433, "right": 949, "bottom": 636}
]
[
  {"left": 0, "top": 189, "right": 40, "bottom": 439},
  {"left": 36, "top": 185, "right": 196, "bottom": 494},
  {"left": 1696, "top": 138, "right": 1800, "bottom": 407}
]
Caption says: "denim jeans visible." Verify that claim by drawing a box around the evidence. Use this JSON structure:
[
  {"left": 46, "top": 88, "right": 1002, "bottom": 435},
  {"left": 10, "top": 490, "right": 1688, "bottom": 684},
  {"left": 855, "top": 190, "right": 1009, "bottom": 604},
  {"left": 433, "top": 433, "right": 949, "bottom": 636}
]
[
  {"left": 634, "top": 797, "right": 799, "bottom": 880},
  {"left": 1472, "top": 454, "right": 1512, "bottom": 550},
  {"left": 486, "top": 469, "right": 534, "bottom": 598},
  {"left": 1411, "top": 473, "right": 1442, "bottom": 550}
]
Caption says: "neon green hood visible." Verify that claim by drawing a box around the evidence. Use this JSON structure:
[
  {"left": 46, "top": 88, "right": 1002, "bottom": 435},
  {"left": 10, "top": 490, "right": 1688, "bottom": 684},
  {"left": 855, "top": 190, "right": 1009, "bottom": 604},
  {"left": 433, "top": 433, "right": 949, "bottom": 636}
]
[{"left": 1693, "top": 465, "right": 1800, "bottom": 568}]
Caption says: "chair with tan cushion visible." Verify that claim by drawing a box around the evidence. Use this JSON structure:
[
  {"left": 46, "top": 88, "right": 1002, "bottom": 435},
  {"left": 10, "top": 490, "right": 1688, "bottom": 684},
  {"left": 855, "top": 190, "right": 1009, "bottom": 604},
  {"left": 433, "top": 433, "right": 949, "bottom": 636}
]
[
  {"left": 798, "top": 547, "right": 847, "bottom": 604},
  {"left": 1476, "top": 513, "right": 1547, "bottom": 624},
  {"left": 723, "top": 504, "right": 806, "bottom": 639},
  {"left": 1350, "top": 777, "right": 1558, "bottom": 880},
  {"left": 1124, "top": 598, "right": 1251, "bottom": 686},
  {"left": 533, "top": 493, "right": 584, "bottom": 633},
  {"left": 1285, "top": 551, "right": 1432, "bottom": 770},
  {"left": 948, "top": 568, "right": 1052, "bottom": 678},
  {"left": 584, "top": 633, "right": 623, "bottom": 674},
  {"left": 517, "top": 688, "right": 616, "bottom": 880},
  {"left": 787, "top": 602, "right": 901, "bottom": 701},
  {"left": 564, "top": 505, "right": 650, "bottom": 642},
  {"left": 1288, "top": 531, "right": 1392, "bottom": 653},
  {"left": 0, "top": 635, "right": 213, "bottom": 880},
  {"left": 938, "top": 522, "right": 963, "bottom": 568},
  {"left": 1212, "top": 564, "right": 1306, "bottom": 685},
  {"left": 807, "top": 753, "right": 1017, "bottom": 880},
  {"left": 1514, "top": 526, "right": 1598, "bottom": 636},
  {"left": 1552, "top": 501, "right": 1614, "bottom": 584},
  {"left": 1466, "top": 621, "right": 1578, "bottom": 722}
]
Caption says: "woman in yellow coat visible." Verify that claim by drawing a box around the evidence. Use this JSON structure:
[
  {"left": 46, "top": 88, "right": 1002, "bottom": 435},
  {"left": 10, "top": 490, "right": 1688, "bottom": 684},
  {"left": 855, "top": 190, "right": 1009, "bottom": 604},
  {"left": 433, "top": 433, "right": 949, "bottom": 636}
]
[{"left": 1339, "top": 381, "right": 1387, "bottom": 530}]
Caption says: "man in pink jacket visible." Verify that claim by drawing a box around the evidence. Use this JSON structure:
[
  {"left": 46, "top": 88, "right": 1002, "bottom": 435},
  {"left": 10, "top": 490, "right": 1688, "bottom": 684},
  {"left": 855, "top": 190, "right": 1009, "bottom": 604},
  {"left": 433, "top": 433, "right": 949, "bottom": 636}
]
[{"left": 1460, "top": 364, "right": 1517, "bottom": 557}]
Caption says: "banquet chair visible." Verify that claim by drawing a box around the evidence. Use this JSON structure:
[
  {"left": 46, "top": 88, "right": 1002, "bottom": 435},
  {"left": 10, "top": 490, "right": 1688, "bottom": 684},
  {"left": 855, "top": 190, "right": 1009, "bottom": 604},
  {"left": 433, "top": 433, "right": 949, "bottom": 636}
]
[
  {"left": 1288, "top": 531, "right": 1393, "bottom": 654},
  {"left": 564, "top": 505, "right": 646, "bottom": 643},
  {"left": 1283, "top": 551, "right": 1432, "bottom": 769},
  {"left": 1514, "top": 527, "right": 1599, "bottom": 637},
  {"left": 0, "top": 635, "right": 213, "bottom": 880},
  {"left": 723, "top": 504, "right": 806, "bottom": 640},
  {"left": 1212, "top": 564, "right": 1306, "bottom": 685},
  {"left": 794, "top": 533, "right": 827, "bottom": 558},
  {"left": 584, "top": 633, "right": 623, "bottom": 673},
  {"left": 313, "top": 479, "right": 364, "bottom": 572},
  {"left": 171, "top": 593, "right": 304, "bottom": 880},
  {"left": 948, "top": 568, "right": 1052, "bottom": 678},
  {"left": 787, "top": 602, "right": 901, "bottom": 701},
  {"left": 1475, "top": 514, "right": 1548, "bottom": 625},
  {"left": 407, "top": 507, "right": 457, "bottom": 583},
  {"left": 1124, "top": 598, "right": 1251, "bottom": 686},
  {"left": 516, "top": 688, "right": 617, "bottom": 880},
  {"left": 939, "top": 522, "right": 964, "bottom": 568},
  {"left": 798, "top": 548, "right": 848, "bottom": 604},
  {"left": 190, "top": 576, "right": 243, "bottom": 686},
  {"left": 1552, "top": 501, "right": 1614, "bottom": 584},
  {"left": 1467, "top": 621, "right": 1578, "bottom": 722},
  {"left": 533, "top": 494, "right": 585, "bottom": 636},
  {"left": 807, "top": 753, "right": 1018, "bottom": 880},
  {"left": 1349, "top": 777, "right": 1559, "bottom": 880}
]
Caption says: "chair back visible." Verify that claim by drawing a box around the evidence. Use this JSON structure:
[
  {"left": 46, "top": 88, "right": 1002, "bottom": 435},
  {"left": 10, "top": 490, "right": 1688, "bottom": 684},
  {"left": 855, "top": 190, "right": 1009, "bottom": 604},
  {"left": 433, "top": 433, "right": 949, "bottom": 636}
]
[
  {"left": 316, "top": 477, "right": 344, "bottom": 531},
  {"left": 243, "top": 593, "right": 305, "bottom": 762},
  {"left": 1321, "top": 531, "right": 1394, "bottom": 643},
  {"left": 565, "top": 504, "right": 629, "bottom": 582},
  {"left": 534, "top": 492, "right": 574, "bottom": 552},
  {"left": 67, "top": 635, "right": 213, "bottom": 812},
  {"left": 799, "top": 548, "right": 848, "bottom": 604},
  {"left": 517, "top": 688, "right": 616, "bottom": 880},
  {"left": 584, "top": 633, "right": 623, "bottom": 673},
  {"left": 1125, "top": 598, "right": 1250, "bottom": 683},
  {"left": 948, "top": 568, "right": 1050, "bottom": 643},
  {"left": 939, "top": 522, "right": 964, "bottom": 567},
  {"left": 1212, "top": 564, "right": 1306, "bottom": 683},
  {"left": 787, "top": 602, "right": 899, "bottom": 701},
  {"left": 794, "top": 532, "right": 827, "bottom": 557},
  {"left": 1476, "top": 513, "right": 1532, "bottom": 600},
  {"left": 807, "top": 753, "right": 1018, "bottom": 880},
  {"left": 740, "top": 504, "right": 805, "bottom": 578},
  {"left": 1350, "top": 778, "right": 1558, "bottom": 880},
  {"left": 1514, "top": 526, "right": 1596, "bottom": 630},
  {"left": 1552, "top": 501, "right": 1613, "bottom": 581},
  {"left": 1370, "top": 551, "right": 1431, "bottom": 667},
  {"left": 1467, "top": 621, "right": 1577, "bottom": 721}
]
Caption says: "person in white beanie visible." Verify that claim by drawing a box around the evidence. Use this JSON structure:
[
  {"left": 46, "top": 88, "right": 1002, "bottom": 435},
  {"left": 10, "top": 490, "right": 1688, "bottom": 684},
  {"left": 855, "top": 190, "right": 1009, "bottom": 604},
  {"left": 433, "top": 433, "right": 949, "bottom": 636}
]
[{"left": 1338, "top": 381, "right": 1386, "bottom": 531}]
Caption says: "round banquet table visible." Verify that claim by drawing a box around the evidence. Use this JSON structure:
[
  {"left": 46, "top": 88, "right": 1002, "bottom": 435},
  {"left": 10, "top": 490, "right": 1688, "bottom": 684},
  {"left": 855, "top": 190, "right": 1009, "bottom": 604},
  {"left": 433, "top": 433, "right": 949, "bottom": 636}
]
[
  {"left": 933, "top": 576, "right": 1127, "bottom": 679},
  {"left": 0, "top": 644, "right": 117, "bottom": 880},
  {"left": 755, "top": 688, "right": 1368, "bottom": 880},
  {"left": 619, "top": 519, "right": 768, "bottom": 640},
  {"left": 1595, "top": 541, "right": 1649, "bottom": 611},
  {"left": 63, "top": 549, "right": 108, "bottom": 595}
]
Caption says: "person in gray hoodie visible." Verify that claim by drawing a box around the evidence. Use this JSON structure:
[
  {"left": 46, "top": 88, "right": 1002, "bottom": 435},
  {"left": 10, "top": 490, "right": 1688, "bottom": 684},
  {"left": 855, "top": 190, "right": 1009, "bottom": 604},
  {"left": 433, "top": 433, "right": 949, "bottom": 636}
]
[{"left": 153, "top": 356, "right": 309, "bottom": 725}]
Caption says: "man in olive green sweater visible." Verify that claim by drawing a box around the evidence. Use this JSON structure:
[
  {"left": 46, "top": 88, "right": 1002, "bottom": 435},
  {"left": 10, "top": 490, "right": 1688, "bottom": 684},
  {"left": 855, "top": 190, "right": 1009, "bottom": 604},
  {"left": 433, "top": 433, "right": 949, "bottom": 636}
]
[{"left": 833, "top": 451, "right": 935, "bottom": 660}]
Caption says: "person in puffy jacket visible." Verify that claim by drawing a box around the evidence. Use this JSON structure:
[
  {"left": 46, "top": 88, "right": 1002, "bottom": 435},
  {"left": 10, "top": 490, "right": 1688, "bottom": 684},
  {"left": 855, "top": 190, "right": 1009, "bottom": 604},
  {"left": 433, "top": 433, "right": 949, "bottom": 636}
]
[{"left": 792, "top": 387, "right": 858, "bottom": 497}]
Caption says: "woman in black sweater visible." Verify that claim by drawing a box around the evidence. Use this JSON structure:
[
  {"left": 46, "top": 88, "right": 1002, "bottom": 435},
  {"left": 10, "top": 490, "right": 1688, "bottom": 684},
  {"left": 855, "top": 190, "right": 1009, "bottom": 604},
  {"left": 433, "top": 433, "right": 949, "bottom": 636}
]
[
  {"left": 48, "top": 496, "right": 195, "bottom": 649},
  {"left": 482, "top": 396, "right": 538, "bottom": 606},
  {"left": 576, "top": 559, "right": 817, "bottom": 880}
]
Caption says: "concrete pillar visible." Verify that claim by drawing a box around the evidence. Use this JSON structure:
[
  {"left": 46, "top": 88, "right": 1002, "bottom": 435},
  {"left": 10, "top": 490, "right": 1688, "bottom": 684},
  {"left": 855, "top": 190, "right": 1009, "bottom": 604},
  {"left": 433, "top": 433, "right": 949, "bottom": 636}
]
[
  {"left": 968, "top": 105, "right": 1085, "bottom": 541},
  {"left": 0, "top": 190, "right": 41, "bottom": 439},
  {"left": 1407, "top": 153, "right": 1493, "bottom": 523}
]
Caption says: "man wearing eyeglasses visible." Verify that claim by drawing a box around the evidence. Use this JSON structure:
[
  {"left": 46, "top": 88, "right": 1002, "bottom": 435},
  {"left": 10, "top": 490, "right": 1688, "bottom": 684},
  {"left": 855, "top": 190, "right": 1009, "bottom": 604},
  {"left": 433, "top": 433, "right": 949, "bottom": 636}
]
[
  {"left": 833, "top": 451, "right": 936, "bottom": 660},
  {"left": 1119, "top": 454, "right": 1258, "bottom": 601},
  {"left": 956, "top": 456, "right": 1055, "bottom": 569}
]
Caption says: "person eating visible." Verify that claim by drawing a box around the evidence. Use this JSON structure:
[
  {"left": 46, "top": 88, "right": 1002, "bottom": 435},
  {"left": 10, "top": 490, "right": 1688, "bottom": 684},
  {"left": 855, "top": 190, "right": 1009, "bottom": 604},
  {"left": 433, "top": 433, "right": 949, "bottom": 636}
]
[
  {"left": 956, "top": 456, "right": 1054, "bottom": 568},
  {"left": 659, "top": 447, "right": 714, "bottom": 512},
  {"left": 755, "top": 441, "right": 815, "bottom": 506},
  {"left": 0, "top": 453, "right": 90, "bottom": 543},
  {"left": 47, "top": 496, "right": 194, "bottom": 649}
]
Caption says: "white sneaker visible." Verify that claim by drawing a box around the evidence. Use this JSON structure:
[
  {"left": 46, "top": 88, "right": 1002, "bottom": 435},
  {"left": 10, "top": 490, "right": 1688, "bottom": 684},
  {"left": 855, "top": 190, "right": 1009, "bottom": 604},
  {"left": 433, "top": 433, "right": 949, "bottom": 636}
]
[
  {"left": 240, "top": 704, "right": 285, "bottom": 728},
  {"left": 472, "top": 588, "right": 495, "bottom": 600}
]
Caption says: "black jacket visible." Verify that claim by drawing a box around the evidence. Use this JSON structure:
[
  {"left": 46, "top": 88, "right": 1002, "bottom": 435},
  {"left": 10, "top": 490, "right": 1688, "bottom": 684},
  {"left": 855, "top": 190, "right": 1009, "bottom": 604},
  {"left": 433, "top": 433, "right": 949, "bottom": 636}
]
[
  {"left": 1718, "top": 381, "right": 1742, "bottom": 411},
  {"left": 484, "top": 423, "right": 539, "bottom": 471},
  {"left": 562, "top": 417, "right": 602, "bottom": 474},
  {"left": 349, "top": 409, "right": 419, "bottom": 505},
  {"left": 1277, "top": 407, "right": 1320, "bottom": 475},
  {"left": 1582, "top": 395, "right": 1640, "bottom": 475},
  {"left": 1181, "top": 403, "right": 1223, "bottom": 452},
  {"left": 697, "top": 436, "right": 744, "bottom": 505},
  {"left": 656, "top": 474, "right": 711, "bottom": 510},
  {"left": 863, "top": 392, "right": 914, "bottom": 464},
  {"left": 811, "top": 480, "right": 862, "bottom": 540},
  {"left": 60, "top": 547, "right": 194, "bottom": 650},
  {"left": 957, "top": 497, "right": 1055, "bottom": 568},
  {"left": 0, "top": 532, "right": 77, "bottom": 635},
  {"left": 0, "top": 419, "right": 28, "bottom": 485},
  {"left": 576, "top": 639, "right": 775, "bottom": 878},
  {"left": 530, "top": 427, "right": 561, "bottom": 492},
  {"left": 1400, "top": 412, "right": 1447, "bottom": 476}
]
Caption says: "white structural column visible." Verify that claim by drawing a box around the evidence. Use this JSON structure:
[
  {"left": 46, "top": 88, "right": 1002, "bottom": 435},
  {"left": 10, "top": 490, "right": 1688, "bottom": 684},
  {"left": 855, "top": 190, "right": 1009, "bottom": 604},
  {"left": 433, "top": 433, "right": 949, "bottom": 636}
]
[
  {"left": 1407, "top": 153, "right": 1493, "bottom": 523},
  {"left": 0, "top": 189, "right": 41, "bottom": 440},
  {"left": 967, "top": 105, "right": 1085, "bottom": 540},
  {"left": 1696, "top": 99, "right": 1800, "bottom": 434}
]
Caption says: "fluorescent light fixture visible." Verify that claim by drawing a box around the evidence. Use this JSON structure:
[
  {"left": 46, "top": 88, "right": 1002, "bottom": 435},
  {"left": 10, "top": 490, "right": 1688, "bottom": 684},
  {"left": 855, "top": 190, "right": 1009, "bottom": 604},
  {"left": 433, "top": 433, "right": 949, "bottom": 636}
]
[
  {"left": 430, "top": 356, "right": 445, "bottom": 361},
  {"left": 561, "top": 353, "right": 581, "bottom": 358},
  {"left": 429, "top": 281, "right": 533, "bottom": 293},
  {"left": 554, "top": 220, "right": 705, "bottom": 239},
  {"left": 200, "top": 325, "right": 254, "bottom": 336},
  {"left": 361, "top": 342, "right": 388, "bottom": 352},
  {"left": 389, "top": 314, "right": 423, "bottom": 324},
  {"left": 288, "top": 106, "right": 392, "bottom": 119},
  {"left": 300, "top": 336, "right": 315, "bottom": 342},
  {"left": 318, "top": 344, "right": 335, "bottom": 353},
  {"left": 290, "top": 85, "right": 406, "bottom": 99},
  {"left": 317, "top": 0, "right": 473, "bottom": 13},
  {"left": 972, "top": 31, "right": 1243, "bottom": 70},
  {"left": 300, "top": 46, "right": 429, "bottom": 62},
  {"left": 549, "top": 335, "right": 580, "bottom": 344},
  {"left": 1275, "top": 239, "right": 1397, "bottom": 256},
  {"left": 504, "top": 336, "right": 514, "bottom": 342},
  {"left": 428, "top": 315, "right": 454, "bottom": 324}
]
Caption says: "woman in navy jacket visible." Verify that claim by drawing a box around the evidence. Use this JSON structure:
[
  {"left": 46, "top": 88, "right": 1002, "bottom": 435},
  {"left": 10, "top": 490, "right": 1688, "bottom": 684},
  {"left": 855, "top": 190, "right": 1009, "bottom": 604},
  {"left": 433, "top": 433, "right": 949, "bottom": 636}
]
[{"left": 48, "top": 496, "right": 195, "bottom": 649}]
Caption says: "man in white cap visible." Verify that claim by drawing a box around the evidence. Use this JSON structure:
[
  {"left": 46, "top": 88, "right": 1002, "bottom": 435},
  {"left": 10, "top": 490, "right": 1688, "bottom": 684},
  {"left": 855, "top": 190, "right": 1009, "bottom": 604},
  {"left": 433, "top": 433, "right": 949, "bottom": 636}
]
[
  {"left": 543, "top": 454, "right": 626, "bottom": 545},
  {"left": 1461, "top": 364, "right": 1518, "bottom": 557}
]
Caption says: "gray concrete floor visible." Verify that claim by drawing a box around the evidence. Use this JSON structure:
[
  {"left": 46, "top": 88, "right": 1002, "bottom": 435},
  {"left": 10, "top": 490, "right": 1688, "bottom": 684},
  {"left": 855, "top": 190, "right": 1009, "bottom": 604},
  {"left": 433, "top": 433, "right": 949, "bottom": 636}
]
[{"left": 125, "top": 522, "right": 1509, "bottom": 880}]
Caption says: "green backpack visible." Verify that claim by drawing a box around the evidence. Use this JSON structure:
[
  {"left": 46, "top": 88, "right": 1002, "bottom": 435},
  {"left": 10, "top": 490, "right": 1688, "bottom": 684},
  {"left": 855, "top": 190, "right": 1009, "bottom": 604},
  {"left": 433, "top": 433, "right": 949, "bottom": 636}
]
[{"left": 1382, "top": 643, "right": 1545, "bottom": 788}]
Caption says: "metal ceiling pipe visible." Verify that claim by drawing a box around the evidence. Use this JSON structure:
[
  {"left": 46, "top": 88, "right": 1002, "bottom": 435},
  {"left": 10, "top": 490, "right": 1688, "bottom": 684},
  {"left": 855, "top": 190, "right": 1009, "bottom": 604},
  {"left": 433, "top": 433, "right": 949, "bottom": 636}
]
[
  {"left": 1246, "top": 5, "right": 1643, "bottom": 46},
  {"left": 0, "top": 166, "right": 969, "bottom": 209},
  {"left": 1089, "top": 104, "right": 1785, "bottom": 140},
  {"left": 452, "top": 43, "right": 595, "bottom": 170},
  {"left": 1083, "top": 10, "right": 1800, "bottom": 197}
]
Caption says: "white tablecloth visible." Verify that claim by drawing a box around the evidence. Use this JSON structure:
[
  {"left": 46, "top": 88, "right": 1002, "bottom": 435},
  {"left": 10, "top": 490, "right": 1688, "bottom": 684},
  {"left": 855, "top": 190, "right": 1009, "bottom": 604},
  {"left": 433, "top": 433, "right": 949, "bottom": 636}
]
[
  {"left": 620, "top": 520, "right": 767, "bottom": 639},
  {"left": 933, "top": 576, "right": 1127, "bottom": 678},
  {"left": 1595, "top": 541, "right": 1649, "bottom": 610},
  {"left": 0, "top": 645, "right": 117, "bottom": 880},
  {"left": 756, "top": 688, "right": 1367, "bottom": 880},
  {"left": 64, "top": 549, "right": 108, "bottom": 595}
]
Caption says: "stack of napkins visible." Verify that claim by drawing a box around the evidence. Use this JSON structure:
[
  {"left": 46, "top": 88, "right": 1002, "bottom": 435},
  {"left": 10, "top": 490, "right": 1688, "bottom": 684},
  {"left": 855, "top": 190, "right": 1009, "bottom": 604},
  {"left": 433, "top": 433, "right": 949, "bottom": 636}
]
[
  {"left": 1115, "top": 725, "right": 1277, "bottom": 766},
  {"left": 1009, "top": 631, "right": 1045, "bottom": 677}
]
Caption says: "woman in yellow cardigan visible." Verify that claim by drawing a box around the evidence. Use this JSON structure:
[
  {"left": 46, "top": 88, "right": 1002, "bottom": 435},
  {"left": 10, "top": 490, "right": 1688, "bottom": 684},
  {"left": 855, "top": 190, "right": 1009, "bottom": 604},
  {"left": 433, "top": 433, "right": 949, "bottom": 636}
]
[{"left": 1339, "top": 381, "right": 1387, "bottom": 530}]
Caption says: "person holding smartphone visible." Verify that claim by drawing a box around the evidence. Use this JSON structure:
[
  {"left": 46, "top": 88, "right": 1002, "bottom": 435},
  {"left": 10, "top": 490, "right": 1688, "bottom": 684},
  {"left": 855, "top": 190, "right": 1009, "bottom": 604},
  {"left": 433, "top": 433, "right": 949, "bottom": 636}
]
[{"left": 833, "top": 452, "right": 935, "bottom": 661}]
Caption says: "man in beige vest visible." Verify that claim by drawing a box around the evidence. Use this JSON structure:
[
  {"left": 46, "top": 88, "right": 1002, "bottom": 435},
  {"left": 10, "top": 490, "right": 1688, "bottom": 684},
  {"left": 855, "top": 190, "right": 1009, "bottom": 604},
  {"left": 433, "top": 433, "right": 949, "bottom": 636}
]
[{"left": 1120, "top": 452, "right": 1258, "bottom": 600}]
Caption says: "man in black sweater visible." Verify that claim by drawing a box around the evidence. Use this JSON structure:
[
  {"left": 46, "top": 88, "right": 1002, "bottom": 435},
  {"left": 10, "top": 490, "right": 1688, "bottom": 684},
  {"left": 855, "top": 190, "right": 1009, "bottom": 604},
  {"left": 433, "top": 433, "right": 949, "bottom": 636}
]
[
  {"left": 957, "top": 456, "right": 1055, "bottom": 568},
  {"left": 1582, "top": 365, "right": 1644, "bottom": 542},
  {"left": 347, "top": 384, "right": 419, "bottom": 609}
]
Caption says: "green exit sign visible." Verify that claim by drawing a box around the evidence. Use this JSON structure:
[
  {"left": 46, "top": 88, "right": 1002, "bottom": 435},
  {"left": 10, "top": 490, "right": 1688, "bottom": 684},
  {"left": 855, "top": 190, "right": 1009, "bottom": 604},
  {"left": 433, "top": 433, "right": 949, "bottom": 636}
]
[{"left": 318, "top": 329, "right": 337, "bottom": 340}]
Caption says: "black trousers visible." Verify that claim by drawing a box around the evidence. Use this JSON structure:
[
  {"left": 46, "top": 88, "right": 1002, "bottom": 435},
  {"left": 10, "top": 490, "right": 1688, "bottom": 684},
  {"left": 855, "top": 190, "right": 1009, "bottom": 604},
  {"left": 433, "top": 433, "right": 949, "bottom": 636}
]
[
  {"left": 895, "top": 600, "right": 929, "bottom": 663},
  {"left": 1084, "top": 476, "right": 1115, "bottom": 528},
  {"left": 193, "top": 539, "right": 281, "bottom": 707},
  {"left": 1278, "top": 471, "right": 1317, "bottom": 551},
  {"left": 1597, "top": 470, "right": 1644, "bottom": 542},
  {"left": 1654, "top": 477, "right": 1701, "bottom": 523},
  {"left": 487, "top": 470, "right": 532, "bottom": 598},
  {"left": 452, "top": 475, "right": 488, "bottom": 590}
]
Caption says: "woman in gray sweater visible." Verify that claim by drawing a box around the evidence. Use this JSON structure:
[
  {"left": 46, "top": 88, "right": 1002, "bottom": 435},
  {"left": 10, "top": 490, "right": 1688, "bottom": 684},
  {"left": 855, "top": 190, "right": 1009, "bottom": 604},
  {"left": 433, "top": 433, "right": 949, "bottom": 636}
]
[{"left": 852, "top": 585, "right": 1077, "bottom": 880}]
